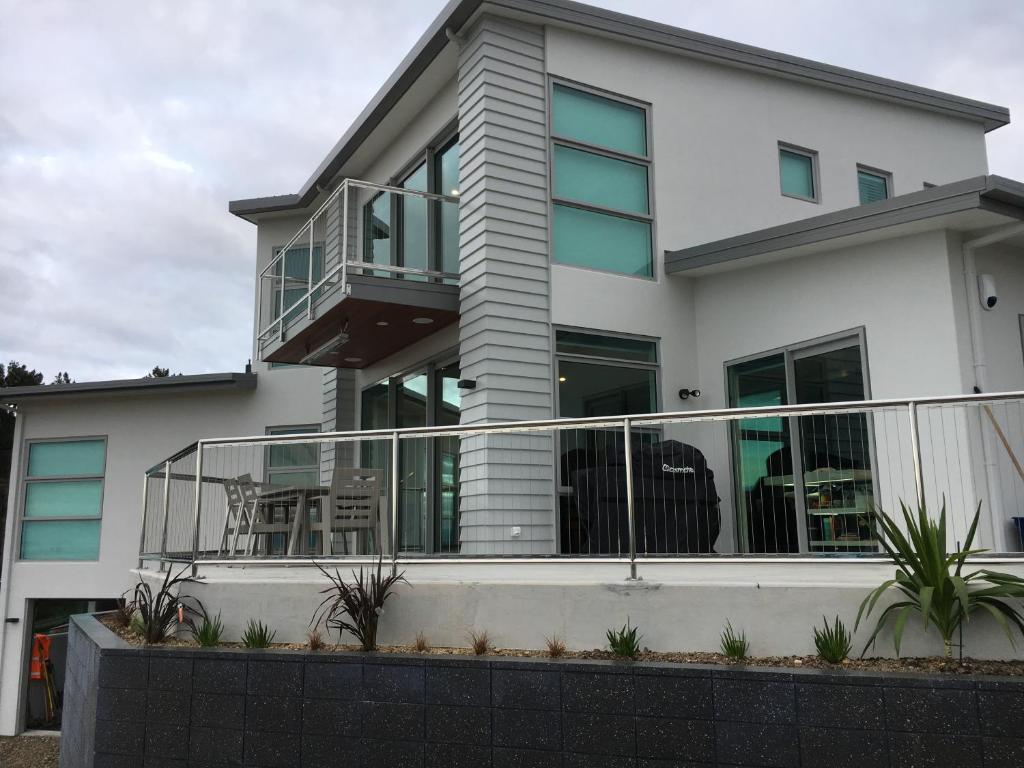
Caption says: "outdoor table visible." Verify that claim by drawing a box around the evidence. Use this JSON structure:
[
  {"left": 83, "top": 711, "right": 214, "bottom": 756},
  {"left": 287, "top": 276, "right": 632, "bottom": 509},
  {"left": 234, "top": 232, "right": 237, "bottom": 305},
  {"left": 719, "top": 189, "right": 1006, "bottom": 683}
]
[{"left": 255, "top": 483, "right": 329, "bottom": 556}]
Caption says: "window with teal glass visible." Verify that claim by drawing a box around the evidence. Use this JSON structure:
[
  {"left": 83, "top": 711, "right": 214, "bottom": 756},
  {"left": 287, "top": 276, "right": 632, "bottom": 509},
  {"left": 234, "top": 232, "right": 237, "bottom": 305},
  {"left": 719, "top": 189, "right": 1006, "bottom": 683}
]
[
  {"left": 266, "top": 426, "right": 320, "bottom": 487},
  {"left": 552, "top": 84, "right": 647, "bottom": 156},
  {"left": 779, "top": 145, "right": 818, "bottom": 202},
  {"left": 550, "top": 82, "right": 653, "bottom": 277},
  {"left": 21, "top": 438, "right": 106, "bottom": 561},
  {"left": 857, "top": 167, "right": 890, "bottom": 204}
]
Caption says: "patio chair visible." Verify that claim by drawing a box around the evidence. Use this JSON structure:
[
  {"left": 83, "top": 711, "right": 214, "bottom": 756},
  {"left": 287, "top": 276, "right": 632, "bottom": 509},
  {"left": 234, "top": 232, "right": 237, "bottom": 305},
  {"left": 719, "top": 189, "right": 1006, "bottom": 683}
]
[
  {"left": 320, "top": 468, "right": 383, "bottom": 555},
  {"left": 243, "top": 478, "right": 295, "bottom": 556},
  {"left": 219, "top": 475, "right": 259, "bottom": 556}
]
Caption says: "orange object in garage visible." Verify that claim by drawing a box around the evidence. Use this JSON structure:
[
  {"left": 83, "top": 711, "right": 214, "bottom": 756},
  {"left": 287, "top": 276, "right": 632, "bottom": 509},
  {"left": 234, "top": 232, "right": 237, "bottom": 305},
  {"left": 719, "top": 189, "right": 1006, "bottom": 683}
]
[{"left": 30, "top": 633, "right": 51, "bottom": 681}]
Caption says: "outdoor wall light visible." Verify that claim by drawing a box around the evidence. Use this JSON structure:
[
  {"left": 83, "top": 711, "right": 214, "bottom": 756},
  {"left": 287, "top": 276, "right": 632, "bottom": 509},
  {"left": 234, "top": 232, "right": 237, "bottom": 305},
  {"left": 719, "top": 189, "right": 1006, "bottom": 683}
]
[
  {"left": 457, "top": 379, "right": 477, "bottom": 390},
  {"left": 679, "top": 388, "right": 702, "bottom": 400}
]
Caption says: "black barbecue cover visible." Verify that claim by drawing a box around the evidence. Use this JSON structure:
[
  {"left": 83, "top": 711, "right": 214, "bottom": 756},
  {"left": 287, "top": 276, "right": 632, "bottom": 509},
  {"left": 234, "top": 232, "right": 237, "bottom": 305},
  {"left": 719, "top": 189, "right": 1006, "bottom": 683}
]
[{"left": 571, "top": 439, "right": 720, "bottom": 554}]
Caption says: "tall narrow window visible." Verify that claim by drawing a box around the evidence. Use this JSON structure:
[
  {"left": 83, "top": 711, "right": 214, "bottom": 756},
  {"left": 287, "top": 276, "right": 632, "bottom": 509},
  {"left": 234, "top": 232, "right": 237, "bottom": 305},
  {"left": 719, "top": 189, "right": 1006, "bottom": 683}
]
[
  {"left": 21, "top": 439, "right": 106, "bottom": 560},
  {"left": 779, "top": 144, "right": 818, "bottom": 202},
  {"left": 551, "top": 84, "right": 653, "bottom": 278},
  {"left": 857, "top": 166, "right": 891, "bottom": 204},
  {"left": 435, "top": 138, "right": 461, "bottom": 276}
]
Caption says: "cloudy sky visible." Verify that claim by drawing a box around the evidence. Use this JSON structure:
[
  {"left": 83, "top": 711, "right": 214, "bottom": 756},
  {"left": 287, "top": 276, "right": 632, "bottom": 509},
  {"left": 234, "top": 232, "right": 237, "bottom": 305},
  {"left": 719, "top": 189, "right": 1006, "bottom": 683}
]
[{"left": 2, "top": 0, "right": 1022, "bottom": 382}]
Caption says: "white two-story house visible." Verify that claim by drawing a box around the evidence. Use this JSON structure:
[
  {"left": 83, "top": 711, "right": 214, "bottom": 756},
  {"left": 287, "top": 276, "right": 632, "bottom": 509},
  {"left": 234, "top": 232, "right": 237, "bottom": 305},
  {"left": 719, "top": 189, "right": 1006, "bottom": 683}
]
[{"left": 3, "top": 0, "right": 1024, "bottom": 736}]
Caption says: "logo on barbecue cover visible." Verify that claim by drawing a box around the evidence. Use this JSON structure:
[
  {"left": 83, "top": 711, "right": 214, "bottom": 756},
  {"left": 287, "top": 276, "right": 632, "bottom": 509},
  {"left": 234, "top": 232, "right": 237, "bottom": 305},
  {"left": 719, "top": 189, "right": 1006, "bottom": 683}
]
[{"left": 662, "top": 464, "right": 695, "bottom": 474}]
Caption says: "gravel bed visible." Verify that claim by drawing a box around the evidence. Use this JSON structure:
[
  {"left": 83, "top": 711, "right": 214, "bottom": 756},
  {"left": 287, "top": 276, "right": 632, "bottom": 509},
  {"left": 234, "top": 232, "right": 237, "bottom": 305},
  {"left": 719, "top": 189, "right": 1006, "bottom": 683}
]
[{"left": 0, "top": 735, "right": 60, "bottom": 768}]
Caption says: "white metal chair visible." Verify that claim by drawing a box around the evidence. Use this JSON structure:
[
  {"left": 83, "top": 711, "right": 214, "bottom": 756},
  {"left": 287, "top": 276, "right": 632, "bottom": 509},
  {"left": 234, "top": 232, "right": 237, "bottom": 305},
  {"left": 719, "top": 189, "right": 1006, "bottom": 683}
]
[
  {"left": 320, "top": 468, "right": 383, "bottom": 555},
  {"left": 219, "top": 475, "right": 258, "bottom": 556}
]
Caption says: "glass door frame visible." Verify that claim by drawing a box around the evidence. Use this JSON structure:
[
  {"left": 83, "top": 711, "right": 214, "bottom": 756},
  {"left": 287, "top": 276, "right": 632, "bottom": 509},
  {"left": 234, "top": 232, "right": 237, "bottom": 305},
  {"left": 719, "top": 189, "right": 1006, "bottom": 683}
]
[
  {"left": 726, "top": 328, "right": 877, "bottom": 554},
  {"left": 359, "top": 353, "right": 461, "bottom": 555}
]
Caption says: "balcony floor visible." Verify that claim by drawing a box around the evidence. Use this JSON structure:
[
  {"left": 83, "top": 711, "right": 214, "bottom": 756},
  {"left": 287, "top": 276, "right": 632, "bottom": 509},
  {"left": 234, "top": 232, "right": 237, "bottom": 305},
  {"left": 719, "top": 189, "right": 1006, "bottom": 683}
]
[{"left": 263, "top": 274, "right": 460, "bottom": 367}]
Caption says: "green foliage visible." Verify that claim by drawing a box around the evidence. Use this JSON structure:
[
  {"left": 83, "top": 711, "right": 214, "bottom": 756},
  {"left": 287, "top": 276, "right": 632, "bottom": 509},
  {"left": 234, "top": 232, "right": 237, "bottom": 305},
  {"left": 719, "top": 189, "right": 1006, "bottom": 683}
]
[
  {"left": 720, "top": 621, "right": 749, "bottom": 660},
  {"left": 191, "top": 610, "right": 224, "bottom": 647},
  {"left": 857, "top": 500, "right": 1024, "bottom": 657},
  {"left": 241, "top": 619, "right": 276, "bottom": 648},
  {"left": 813, "top": 615, "right": 852, "bottom": 663},
  {"left": 606, "top": 619, "right": 642, "bottom": 658},
  {"left": 312, "top": 556, "right": 407, "bottom": 651},
  {"left": 132, "top": 567, "right": 202, "bottom": 644}
]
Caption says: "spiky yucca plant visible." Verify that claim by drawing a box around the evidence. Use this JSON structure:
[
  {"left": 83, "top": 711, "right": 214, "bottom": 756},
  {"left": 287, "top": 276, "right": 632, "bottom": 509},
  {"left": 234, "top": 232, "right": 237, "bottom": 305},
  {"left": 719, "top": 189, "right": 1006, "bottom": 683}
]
[
  {"left": 857, "top": 500, "right": 1024, "bottom": 657},
  {"left": 312, "top": 556, "right": 407, "bottom": 651}
]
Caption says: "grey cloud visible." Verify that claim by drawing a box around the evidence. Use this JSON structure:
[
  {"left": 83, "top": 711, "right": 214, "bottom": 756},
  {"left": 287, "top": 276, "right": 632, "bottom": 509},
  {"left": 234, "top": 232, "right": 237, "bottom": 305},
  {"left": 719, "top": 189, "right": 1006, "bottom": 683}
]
[{"left": 1, "top": 0, "right": 1021, "bottom": 381}]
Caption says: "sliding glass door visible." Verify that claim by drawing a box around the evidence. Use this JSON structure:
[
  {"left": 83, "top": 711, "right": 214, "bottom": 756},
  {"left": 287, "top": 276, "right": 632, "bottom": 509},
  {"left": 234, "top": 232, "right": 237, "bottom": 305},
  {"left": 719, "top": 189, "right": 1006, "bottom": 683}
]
[
  {"left": 360, "top": 359, "right": 461, "bottom": 554},
  {"left": 728, "top": 335, "right": 874, "bottom": 554}
]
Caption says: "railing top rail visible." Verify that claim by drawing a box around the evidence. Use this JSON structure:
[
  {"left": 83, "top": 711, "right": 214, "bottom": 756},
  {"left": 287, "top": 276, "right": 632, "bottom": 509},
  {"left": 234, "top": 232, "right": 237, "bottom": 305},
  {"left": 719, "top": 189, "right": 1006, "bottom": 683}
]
[
  {"left": 194, "top": 389, "right": 1024, "bottom": 449},
  {"left": 145, "top": 441, "right": 199, "bottom": 475},
  {"left": 258, "top": 178, "right": 460, "bottom": 280}
]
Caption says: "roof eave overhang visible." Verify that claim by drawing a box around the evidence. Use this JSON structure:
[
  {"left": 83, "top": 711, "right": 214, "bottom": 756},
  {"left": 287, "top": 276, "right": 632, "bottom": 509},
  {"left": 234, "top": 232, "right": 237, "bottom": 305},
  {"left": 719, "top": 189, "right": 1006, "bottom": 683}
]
[
  {"left": 665, "top": 175, "right": 1024, "bottom": 275},
  {"left": 228, "top": 0, "right": 1010, "bottom": 220}
]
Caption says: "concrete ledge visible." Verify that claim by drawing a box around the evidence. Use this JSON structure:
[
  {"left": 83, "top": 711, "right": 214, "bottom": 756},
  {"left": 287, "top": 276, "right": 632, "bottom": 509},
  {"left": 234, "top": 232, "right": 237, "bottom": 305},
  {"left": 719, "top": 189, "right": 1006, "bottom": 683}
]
[
  {"left": 62, "top": 614, "right": 1024, "bottom": 768},
  {"left": 140, "top": 561, "right": 1024, "bottom": 659}
]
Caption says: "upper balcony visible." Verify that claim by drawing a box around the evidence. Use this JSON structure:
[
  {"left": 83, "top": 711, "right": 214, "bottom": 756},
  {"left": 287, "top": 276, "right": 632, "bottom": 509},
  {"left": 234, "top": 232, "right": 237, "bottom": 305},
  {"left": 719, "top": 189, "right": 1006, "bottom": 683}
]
[{"left": 256, "top": 179, "right": 461, "bottom": 367}]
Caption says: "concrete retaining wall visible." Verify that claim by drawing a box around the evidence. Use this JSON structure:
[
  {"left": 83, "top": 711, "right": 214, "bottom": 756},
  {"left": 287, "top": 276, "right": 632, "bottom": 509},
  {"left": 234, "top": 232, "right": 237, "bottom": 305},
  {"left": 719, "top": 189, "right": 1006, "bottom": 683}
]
[{"left": 62, "top": 613, "right": 1024, "bottom": 768}]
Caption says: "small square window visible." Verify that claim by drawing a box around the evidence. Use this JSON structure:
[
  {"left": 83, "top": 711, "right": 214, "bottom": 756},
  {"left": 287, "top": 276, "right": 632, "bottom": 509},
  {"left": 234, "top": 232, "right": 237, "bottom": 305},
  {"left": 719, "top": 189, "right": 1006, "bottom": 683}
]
[
  {"left": 857, "top": 166, "right": 891, "bottom": 204},
  {"left": 779, "top": 145, "right": 818, "bottom": 202}
]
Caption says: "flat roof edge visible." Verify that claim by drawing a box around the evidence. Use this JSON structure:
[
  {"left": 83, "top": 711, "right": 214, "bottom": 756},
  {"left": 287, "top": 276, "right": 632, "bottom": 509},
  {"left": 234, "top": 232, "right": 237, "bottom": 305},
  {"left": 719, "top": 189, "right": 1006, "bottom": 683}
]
[
  {"left": 666, "top": 175, "right": 1024, "bottom": 273},
  {"left": 2, "top": 372, "right": 257, "bottom": 402}
]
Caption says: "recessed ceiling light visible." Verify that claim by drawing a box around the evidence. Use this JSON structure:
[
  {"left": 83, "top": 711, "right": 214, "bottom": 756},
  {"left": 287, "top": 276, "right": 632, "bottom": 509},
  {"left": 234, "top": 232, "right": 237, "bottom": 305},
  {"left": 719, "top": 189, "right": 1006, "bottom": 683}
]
[
  {"left": 343, "top": 357, "right": 362, "bottom": 363},
  {"left": 376, "top": 321, "right": 389, "bottom": 327},
  {"left": 412, "top": 317, "right": 434, "bottom": 325}
]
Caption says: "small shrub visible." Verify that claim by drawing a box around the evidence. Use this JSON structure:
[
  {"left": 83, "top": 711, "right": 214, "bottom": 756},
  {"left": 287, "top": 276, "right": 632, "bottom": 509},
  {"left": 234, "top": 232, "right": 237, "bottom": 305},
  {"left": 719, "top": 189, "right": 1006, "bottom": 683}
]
[
  {"left": 133, "top": 566, "right": 202, "bottom": 644},
  {"left": 191, "top": 610, "right": 224, "bottom": 647},
  {"left": 545, "top": 635, "right": 567, "bottom": 658},
  {"left": 312, "top": 556, "right": 407, "bottom": 652},
  {"left": 469, "top": 630, "right": 491, "bottom": 655},
  {"left": 720, "top": 621, "right": 749, "bottom": 660},
  {"left": 242, "top": 619, "right": 276, "bottom": 649},
  {"left": 606, "top": 619, "right": 641, "bottom": 658},
  {"left": 413, "top": 631, "right": 431, "bottom": 653},
  {"left": 307, "top": 629, "right": 326, "bottom": 651},
  {"left": 813, "top": 615, "right": 852, "bottom": 663},
  {"left": 113, "top": 594, "right": 135, "bottom": 628}
]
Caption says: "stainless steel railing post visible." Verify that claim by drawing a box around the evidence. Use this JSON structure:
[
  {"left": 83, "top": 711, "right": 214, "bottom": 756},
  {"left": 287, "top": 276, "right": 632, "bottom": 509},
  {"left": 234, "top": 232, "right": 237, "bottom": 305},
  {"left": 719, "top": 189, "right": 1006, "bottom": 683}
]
[
  {"left": 138, "top": 472, "right": 150, "bottom": 570},
  {"left": 623, "top": 418, "right": 639, "bottom": 580},
  {"left": 191, "top": 443, "right": 204, "bottom": 577},
  {"left": 159, "top": 460, "right": 172, "bottom": 572},
  {"left": 341, "top": 180, "right": 349, "bottom": 292},
  {"left": 391, "top": 431, "right": 401, "bottom": 574},
  {"left": 908, "top": 401, "right": 925, "bottom": 509}
]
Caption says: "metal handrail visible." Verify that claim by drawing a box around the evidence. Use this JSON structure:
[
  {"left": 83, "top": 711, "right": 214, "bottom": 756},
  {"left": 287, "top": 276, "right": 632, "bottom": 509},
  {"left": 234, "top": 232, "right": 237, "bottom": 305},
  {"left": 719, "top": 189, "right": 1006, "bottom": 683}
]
[
  {"left": 255, "top": 177, "right": 461, "bottom": 346},
  {"left": 194, "top": 389, "right": 1024, "bottom": 448}
]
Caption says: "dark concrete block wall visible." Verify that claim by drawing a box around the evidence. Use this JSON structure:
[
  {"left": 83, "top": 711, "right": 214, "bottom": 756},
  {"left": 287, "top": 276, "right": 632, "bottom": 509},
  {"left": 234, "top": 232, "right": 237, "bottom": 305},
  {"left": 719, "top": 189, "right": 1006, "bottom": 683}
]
[{"left": 63, "top": 615, "right": 1024, "bottom": 768}]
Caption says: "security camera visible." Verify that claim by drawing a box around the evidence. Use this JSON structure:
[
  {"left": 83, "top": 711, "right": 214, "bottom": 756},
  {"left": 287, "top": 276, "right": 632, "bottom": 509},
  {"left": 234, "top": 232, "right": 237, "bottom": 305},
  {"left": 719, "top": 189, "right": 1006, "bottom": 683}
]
[{"left": 978, "top": 274, "right": 997, "bottom": 311}]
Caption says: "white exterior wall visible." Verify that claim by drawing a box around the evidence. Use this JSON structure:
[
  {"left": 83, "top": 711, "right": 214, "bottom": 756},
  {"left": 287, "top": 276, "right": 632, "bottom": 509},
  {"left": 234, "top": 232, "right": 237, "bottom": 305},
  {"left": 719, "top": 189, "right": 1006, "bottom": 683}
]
[{"left": 0, "top": 369, "right": 322, "bottom": 735}]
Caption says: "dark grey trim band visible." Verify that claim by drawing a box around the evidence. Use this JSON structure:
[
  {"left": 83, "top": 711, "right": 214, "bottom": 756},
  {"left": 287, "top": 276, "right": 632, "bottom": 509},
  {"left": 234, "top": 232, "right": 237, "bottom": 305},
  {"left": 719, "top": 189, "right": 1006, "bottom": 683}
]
[
  {"left": 1, "top": 372, "right": 258, "bottom": 402},
  {"left": 665, "top": 175, "right": 1024, "bottom": 273},
  {"left": 229, "top": 0, "right": 1010, "bottom": 219}
]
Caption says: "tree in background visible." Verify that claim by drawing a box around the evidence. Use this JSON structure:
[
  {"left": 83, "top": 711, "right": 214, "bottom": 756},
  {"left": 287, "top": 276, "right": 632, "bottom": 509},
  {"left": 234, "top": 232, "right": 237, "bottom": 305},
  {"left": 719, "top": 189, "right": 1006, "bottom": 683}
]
[
  {"left": 1, "top": 361, "right": 46, "bottom": 572},
  {"left": 147, "top": 366, "right": 171, "bottom": 378},
  {"left": 52, "top": 371, "right": 73, "bottom": 384}
]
